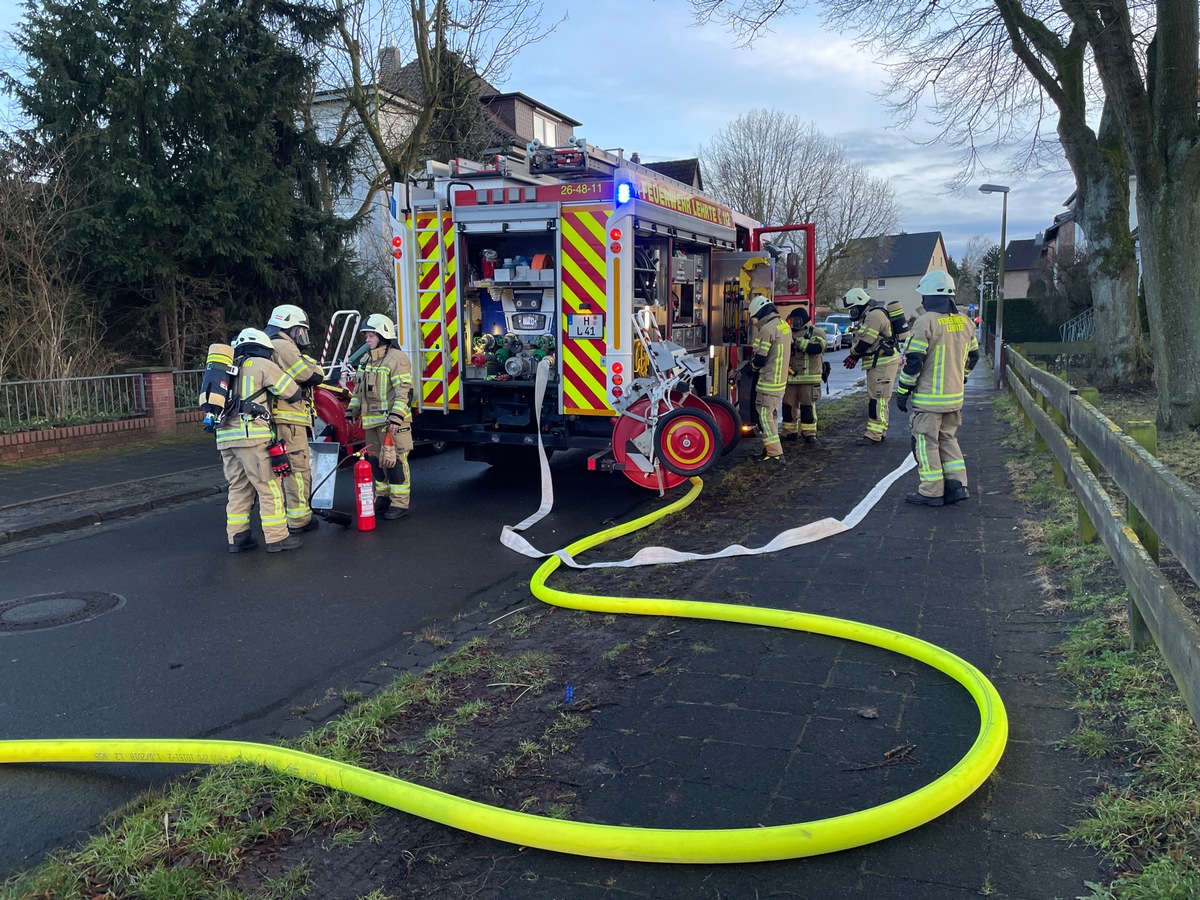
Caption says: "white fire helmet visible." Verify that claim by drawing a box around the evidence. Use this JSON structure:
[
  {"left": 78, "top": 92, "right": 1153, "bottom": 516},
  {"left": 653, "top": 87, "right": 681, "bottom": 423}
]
[
  {"left": 267, "top": 304, "right": 311, "bottom": 347},
  {"left": 916, "top": 270, "right": 956, "bottom": 296},
  {"left": 267, "top": 304, "right": 309, "bottom": 330},
  {"left": 232, "top": 328, "right": 273, "bottom": 352},
  {"left": 842, "top": 287, "right": 872, "bottom": 309},
  {"left": 361, "top": 313, "right": 397, "bottom": 341},
  {"left": 748, "top": 293, "right": 773, "bottom": 319}
]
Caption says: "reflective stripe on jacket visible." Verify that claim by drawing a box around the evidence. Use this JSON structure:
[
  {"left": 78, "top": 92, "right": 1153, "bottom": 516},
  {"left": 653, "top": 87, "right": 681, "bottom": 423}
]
[
  {"left": 898, "top": 312, "right": 979, "bottom": 412},
  {"left": 787, "top": 325, "right": 827, "bottom": 384},
  {"left": 349, "top": 346, "right": 413, "bottom": 428},
  {"left": 271, "top": 336, "right": 324, "bottom": 426},
  {"left": 215, "top": 357, "right": 297, "bottom": 448},
  {"left": 852, "top": 308, "right": 899, "bottom": 369},
  {"left": 752, "top": 312, "right": 791, "bottom": 393}
]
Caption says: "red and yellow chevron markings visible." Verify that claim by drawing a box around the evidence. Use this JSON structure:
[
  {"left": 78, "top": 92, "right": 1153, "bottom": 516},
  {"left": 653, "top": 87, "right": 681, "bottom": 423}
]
[{"left": 560, "top": 205, "right": 612, "bottom": 415}]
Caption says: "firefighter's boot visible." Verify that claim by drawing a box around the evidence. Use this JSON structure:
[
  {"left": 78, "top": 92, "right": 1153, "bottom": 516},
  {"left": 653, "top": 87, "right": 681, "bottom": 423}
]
[
  {"left": 383, "top": 507, "right": 408, "bottom": 521},
  {"left": 228, "top": 531, "right": 258, "bottom": 554},
  {"left": 266, "top": 535, "right": 303, "bottom": 553},
  {"left": 289, "top": 518, "right": 319, "bottom": 534},
  {"left": 944, "top": 479, "right": 970, "bottom": 504},
  {"left": 905, "top": 492, "right": 944, "bottom": 507}
]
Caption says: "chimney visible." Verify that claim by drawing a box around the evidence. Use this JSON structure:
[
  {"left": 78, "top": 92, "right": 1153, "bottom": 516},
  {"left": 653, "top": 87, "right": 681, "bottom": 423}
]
[{"left": 378, "top": 46, "right": 402, "bottom": 78}]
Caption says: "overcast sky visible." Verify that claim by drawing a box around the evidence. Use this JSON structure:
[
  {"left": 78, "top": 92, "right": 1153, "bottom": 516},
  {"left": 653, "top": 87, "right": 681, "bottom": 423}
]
[{"left": 0, "top": 0, "right": 1079, "bottom": 264}]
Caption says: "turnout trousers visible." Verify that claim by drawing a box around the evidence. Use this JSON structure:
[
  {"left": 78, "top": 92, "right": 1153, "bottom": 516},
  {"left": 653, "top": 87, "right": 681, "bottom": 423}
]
[
  {"left": 783, "top": 383, "right": 820, "bottom": 438},
  {"left": 221, "top": 445, "right": 289, "bottom": 543},
  {"left": 910, "top": 409, "right": 966, "bottom": 498},
  {"left": 274, "top": 422, "right": 313, "bottom": 529},
  {"left": 365, "top": 425, "right": 411, "bottom": 510},
  {"left": 864, "top": 357, "right": 900, "bottom": 441},
  {"left": 755, "top": 389, "right": 785, "bottom": 457}
]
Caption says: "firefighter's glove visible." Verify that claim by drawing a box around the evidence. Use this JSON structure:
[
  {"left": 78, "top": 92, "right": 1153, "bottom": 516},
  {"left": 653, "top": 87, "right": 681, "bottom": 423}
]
[
  {"left": 843, "top": 355, "right": 860, "bottom": 370},
  {"left": 379, "top": 434, "right": 398, "bottom": 470},
  {"left": 267, "top": 440, "right": 293, "bottom": 478},
  {"left": 895, "top": 391, "right": 909, "bottom": 414}
]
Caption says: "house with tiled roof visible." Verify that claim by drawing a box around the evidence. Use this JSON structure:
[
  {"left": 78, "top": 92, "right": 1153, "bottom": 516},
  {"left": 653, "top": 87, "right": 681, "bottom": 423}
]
[
  {"left": 639, "top": 158, "right": 703, "bottom": 190},
  {"left": 842, "top": 231, "right": 951, "bottom": 317},
  {"left": 312, "top": 50, "right": 582, "bottom": 291},
  {"left": 1001, "top": 238, "right": 1046, "bottom": 300},
  {"left": 999, "top": 202, "right": 1080, "bottom": 301}
]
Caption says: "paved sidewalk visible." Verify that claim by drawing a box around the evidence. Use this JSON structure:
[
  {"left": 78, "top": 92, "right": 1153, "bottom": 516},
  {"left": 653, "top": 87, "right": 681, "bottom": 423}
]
[
  {"left": 0, "top": 386, "right": 1110, "bottom": 897},
  {"left": 0, "top": 434, "right": 222, "bottom": 545}
]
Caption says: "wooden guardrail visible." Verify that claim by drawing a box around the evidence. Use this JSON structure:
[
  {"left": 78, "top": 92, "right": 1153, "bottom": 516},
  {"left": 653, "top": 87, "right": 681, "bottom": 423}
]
[{"left": 1005, "top": 349, "right": 1200, "bottom": 727}]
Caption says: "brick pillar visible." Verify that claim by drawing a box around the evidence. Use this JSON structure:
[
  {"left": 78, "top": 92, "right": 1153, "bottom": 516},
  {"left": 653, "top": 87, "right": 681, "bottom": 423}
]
[{"left": 134, "top": 368, "right": 178, "bottom": 437}]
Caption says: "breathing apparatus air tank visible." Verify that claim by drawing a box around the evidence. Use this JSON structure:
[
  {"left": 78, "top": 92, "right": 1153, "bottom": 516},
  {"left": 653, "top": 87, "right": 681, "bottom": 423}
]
[{"left": 198, "top": 343, "right": 236, "bottom": 432}]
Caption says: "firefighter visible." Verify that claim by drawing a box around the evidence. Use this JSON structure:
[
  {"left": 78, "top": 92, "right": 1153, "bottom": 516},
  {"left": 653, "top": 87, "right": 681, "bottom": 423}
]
[
  {"left": 782, "top": 305, "right": 826, "bottom": 444},
  {"left": 347, "top": 314, "right": 414, "bottom": 519},
  {"left": 265, "top": 304, "right": 325, "bottom": 534},
  {"left": 895, "top": 271, "right": 981, "bottom": 506},
  {"left": 748, "top": 291, "right": 791, "bottom": 462},
  {"left": 218, "top": 328, "right": 303, "bottom": 553},
  {"left": 841, "top": 287, "right": 901, "bottom": 444}
]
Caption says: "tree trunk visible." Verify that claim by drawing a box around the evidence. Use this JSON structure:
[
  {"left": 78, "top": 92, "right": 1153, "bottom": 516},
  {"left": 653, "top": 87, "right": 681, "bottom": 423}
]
[
  {"left": 1056, "top": 102, "right": 1148, "bottom": 387},
  {"left": 1137, "top": 181, "right": 1200, "bottom": 429},
  {"left": 156, "top": 274, "right": 184, "bottom": 369},
  {"left": 1072, "top": 165, "right": 1145, "bottom": 387}
]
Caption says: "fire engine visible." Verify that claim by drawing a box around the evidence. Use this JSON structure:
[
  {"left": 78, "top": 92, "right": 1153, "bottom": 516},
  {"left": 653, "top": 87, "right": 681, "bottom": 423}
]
[{"left": 387, "top": 139, "right": 815, "bottom": 492}]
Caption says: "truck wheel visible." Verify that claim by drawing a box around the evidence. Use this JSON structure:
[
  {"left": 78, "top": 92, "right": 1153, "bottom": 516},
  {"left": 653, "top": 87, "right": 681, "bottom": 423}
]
[{"left": 654, "top": 407, "right": 720, "bottom": 477}]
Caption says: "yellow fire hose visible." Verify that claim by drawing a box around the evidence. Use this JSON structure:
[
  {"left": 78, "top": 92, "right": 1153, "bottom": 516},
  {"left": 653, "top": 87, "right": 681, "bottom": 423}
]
[{"left": 0, "top": 478, "right": 1007, "bottom": 864}]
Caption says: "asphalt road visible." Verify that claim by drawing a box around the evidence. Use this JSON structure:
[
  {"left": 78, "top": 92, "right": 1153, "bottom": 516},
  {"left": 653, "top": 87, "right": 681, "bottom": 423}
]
[{"left": 0, "top": 446, "right": 657, "bottom": 878}]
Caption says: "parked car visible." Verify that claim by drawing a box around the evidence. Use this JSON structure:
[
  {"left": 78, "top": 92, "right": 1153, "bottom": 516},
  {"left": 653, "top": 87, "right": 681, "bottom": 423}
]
[
  {"left": 824, "top": 313, "right": 854, "bottom": 348},
  {"left": 818, "top": 321, "right": 842, "bottom": 350}
]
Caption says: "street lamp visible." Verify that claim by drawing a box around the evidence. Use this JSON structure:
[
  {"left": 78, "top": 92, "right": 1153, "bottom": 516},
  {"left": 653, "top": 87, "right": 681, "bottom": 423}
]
[{"left": 979, "top": 183, "right": 1010, "bottom": 389}]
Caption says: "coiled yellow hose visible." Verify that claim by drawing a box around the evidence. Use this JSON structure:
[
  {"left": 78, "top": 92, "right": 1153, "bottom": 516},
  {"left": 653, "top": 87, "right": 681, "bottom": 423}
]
[{"left": 0, "top": 478, "right": 1006, "bottom": 863}]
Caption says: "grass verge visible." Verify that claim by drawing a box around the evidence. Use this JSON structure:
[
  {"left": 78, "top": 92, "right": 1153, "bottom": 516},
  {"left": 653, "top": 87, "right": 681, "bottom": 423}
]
[
  {"left": 996, "top": 393, "right": 1200, "bottom": 899},
  {"left": 0, "top": 607, "right": 670, "bottom": 900}
]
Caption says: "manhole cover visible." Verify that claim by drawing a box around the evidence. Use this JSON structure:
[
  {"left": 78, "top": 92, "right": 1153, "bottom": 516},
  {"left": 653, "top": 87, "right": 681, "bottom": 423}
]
[{"left": 0, "top": 591, "right": 124, "bottom": 633}]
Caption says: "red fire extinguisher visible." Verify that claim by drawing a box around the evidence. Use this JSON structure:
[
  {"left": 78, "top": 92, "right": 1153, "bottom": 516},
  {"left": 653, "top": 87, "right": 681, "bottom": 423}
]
[{"left": 354, "top": 453, "right": 375, "bottom": 532}]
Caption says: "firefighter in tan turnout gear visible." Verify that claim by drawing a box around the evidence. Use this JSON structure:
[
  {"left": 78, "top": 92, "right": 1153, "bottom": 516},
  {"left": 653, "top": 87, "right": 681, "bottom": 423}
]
[
  {"left": 265, "top": 304, "right": 325, "bottom": 534},
  {"left": 895, "top": 271, "right": 981, "bottom": 506},
  {"left": 782, "top": 305, "right": 826, "bottom": 444},
  {"left": 347, "top": 314, "right": 414, "bottom": 519},
  {"left": 841, "top": 288, "right": 901, "bottom": 443},
  {"left": 216, "top": 328, "right": 303, "bottom": 553},
  {"left": 748, "top": 291, "right": 791, "bottom": 462}
]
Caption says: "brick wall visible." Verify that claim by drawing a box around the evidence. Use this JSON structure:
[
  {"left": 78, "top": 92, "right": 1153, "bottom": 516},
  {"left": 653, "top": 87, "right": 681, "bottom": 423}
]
[
  {"left": 0, "top": 370, "right": 200, "bottom": 465},
  {"left": 0, "top": 417, "right": 159, "bottom": 463}
]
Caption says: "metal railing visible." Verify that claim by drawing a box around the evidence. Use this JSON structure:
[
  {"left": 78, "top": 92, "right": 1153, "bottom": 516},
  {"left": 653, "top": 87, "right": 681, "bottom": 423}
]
[
  {"left": 0, "top": 373, "right": 147, "bottom": 431},
  {"left": 1059, "top": 306, "right": 1094, "bottom": 342},
  {"left": 174, "top": 369, "right": 203, "bottom": 413}
]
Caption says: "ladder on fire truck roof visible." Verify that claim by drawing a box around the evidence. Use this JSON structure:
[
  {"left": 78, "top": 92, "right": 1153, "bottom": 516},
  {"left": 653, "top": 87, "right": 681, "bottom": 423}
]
[{"left": 411, "top": 199, "right": 454, "bottom": 412}]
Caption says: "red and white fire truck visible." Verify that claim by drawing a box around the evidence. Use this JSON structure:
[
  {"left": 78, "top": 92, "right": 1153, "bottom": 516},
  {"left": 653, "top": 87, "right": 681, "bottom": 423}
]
[{"left": 388, "top": 141, "right": 815, "bottom": 492}]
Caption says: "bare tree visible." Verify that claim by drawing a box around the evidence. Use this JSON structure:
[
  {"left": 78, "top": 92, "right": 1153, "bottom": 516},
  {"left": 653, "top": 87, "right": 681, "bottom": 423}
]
[
  {"left": 690, "top": 0, "right": 1153, "bottom": 395},
  {"left": 322, "top": 0, "right": 562, "bottom": 221},
  {"left": 700, "top": 109, "right": 900, "bottom": 306},
  {"left": 0, "top": 140, "right": 119, "bottom": 382}
]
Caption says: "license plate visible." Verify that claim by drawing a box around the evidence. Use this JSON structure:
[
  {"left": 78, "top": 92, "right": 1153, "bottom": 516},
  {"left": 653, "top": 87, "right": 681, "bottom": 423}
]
[{"left": 567, "top": 314, "right": 604, "bottom": 339}]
